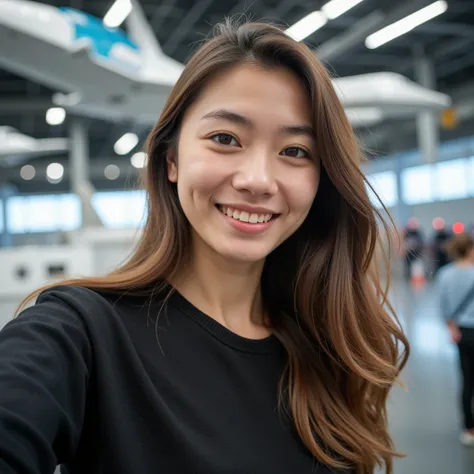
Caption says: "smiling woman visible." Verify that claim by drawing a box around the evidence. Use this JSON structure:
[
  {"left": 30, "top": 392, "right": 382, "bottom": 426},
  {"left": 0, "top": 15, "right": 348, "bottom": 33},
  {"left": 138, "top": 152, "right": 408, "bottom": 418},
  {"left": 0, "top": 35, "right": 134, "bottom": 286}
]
[
  {"left": 0, "top": 20, "right": 408, "bottom": 474},
  {"left": 168, "top": 63, "right": 319, "bottom": 263}
]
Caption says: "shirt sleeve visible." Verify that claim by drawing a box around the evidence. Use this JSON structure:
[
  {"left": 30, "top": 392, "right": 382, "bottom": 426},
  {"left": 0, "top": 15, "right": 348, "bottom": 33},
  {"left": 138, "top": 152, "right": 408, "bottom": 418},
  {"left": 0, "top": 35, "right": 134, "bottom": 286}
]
[{"left": 0, "top": 288, "right": 93, "bottom": 474}]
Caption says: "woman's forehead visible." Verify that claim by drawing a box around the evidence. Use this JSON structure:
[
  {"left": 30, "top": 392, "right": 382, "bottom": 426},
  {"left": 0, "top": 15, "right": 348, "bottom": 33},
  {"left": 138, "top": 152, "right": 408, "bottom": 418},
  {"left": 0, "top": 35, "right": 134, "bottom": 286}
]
[{"left": 184, "top": 63, "right": 312, "bottom": 125}]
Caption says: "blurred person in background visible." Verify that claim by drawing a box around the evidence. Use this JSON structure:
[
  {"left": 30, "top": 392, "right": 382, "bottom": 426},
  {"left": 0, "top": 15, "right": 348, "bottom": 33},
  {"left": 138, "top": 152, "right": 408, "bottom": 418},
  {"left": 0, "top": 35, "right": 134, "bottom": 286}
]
[
  {"left": 432, "top": 223, "right": 452, "bottom": 276},
  {"left": 437, "top": 232, "right": 474, "bottom": 446},
  {"left": 0, "top": 21, "right": 408, "bottom": 474},
  {"left": 402, "top": 217, "right": 424, "bottom": 280}
]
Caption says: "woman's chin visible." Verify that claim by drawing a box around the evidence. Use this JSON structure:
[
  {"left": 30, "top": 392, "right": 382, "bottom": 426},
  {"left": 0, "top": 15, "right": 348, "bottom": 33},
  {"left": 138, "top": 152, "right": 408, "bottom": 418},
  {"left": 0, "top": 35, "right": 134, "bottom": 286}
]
[{"left": 213, "top": 244, "right": 271, "bottom": 265}]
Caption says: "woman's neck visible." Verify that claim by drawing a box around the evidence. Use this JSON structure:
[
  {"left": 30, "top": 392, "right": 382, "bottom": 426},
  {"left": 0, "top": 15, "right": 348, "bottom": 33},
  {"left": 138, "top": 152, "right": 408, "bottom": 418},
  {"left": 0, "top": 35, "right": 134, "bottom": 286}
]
[
  {"left": 456, "top": 258, "right": 474, "bottom": 267},
  {"left": 171, "top": 238, "right": 270, "bottom": 339}
]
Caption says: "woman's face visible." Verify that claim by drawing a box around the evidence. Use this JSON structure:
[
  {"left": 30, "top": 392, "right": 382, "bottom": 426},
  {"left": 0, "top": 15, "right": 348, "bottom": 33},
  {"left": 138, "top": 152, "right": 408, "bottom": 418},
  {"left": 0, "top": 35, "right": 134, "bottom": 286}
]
[{"left": 167, "top": 63, "right": 320, "bottom": 263}]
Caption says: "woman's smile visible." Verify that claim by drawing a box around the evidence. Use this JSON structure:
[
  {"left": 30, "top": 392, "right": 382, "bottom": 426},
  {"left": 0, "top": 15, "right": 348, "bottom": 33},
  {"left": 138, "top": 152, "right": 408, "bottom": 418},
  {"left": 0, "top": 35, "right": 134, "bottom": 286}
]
[{"left": 216, "top": 204, "right": 279, "bottom": 235}]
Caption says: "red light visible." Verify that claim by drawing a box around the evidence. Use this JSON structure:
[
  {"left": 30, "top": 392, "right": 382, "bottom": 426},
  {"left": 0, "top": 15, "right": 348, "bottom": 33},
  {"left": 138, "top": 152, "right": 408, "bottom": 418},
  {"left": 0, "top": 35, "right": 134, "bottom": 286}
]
[
  {"left": 432, "top": 217, "right": 445, "bottom": 230},
  {"left": 407, "top": 217, "right": 419, "bottom": 229},
  {"left": 452, "top": 222, "right": 464, "bottom": 234}
]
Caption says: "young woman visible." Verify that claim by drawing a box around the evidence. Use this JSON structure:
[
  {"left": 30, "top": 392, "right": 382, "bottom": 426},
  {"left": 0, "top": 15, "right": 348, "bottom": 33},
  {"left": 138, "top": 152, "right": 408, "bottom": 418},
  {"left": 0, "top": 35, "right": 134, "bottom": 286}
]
[
  {"left": 0, "top": 21, "right": 408, "bottom": 474},
  {"left": 437, "top": 232, "right": 474, "bottom": 446}
]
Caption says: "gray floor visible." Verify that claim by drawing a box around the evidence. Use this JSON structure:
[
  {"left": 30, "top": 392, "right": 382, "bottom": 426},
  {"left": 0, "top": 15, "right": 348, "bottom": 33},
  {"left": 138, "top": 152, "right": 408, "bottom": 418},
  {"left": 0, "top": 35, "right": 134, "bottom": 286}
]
[{"left": 385, "top": 282, "right": 474, "bottom": 474}]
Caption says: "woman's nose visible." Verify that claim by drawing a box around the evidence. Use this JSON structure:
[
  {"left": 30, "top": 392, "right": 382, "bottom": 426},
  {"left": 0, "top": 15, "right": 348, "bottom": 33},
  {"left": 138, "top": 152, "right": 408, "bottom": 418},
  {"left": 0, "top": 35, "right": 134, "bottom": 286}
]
[{"left": 231, "top": 153, "right": 278, "bottom": 196}]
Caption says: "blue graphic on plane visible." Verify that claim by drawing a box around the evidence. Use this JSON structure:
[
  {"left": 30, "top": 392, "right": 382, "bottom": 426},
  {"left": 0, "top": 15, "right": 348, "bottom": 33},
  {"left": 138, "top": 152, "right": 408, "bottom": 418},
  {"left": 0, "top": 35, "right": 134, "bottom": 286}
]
[{"left": 58, "top": 7, "right": 141, "bottom": 69}]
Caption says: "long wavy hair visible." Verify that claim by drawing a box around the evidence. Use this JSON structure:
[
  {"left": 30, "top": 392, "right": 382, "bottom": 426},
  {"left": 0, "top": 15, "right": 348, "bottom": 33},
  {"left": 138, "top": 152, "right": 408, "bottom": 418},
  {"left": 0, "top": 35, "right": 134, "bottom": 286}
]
[{"left": 18, "top": 20, "right": 409, "bottom": 474}]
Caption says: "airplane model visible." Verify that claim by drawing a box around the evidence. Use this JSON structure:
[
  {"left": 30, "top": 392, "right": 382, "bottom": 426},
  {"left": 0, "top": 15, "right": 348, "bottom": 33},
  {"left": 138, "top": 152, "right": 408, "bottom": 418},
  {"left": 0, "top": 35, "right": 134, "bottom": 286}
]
[
  {"left": 0, "top": 126, "right": 68, "bottom": 166},
  {"left": 0, "top": 0, "right": 451, "bottom": 128}
]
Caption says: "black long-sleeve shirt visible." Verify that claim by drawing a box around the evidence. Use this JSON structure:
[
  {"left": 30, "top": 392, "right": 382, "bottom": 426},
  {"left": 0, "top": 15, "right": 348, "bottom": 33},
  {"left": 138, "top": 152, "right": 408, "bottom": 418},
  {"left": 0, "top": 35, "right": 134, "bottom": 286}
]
[{"left": 0, "top": 285, "right": 347, "bottom": 473}]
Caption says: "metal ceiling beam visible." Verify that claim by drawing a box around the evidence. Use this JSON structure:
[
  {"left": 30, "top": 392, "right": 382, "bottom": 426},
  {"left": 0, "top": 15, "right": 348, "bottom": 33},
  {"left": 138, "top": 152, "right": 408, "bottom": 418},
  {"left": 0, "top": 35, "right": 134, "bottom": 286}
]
[
  {"left": 226, "top": 0, "right": 256, "bottom": 19},
  {"left": 163, "top": 0, "right": 214, "bottom": 55},
  {"left": 413, "top": 21, "right": 474, "bottom": 38},
  {"left": 149, "top": 0, "right": 180, "bottom": 32},
  {"left": 0, "top": 97, "right": 53, "bottom": 114},
  {"left": 433, "top": 37, "right": 474, "bottom": 60},
  {"left": 336, "top": 53, "right": 406, "bottom": 68},
  {"left": 264, "top": 0, "right": 300, "bottom": 23},
  {"left": 316, "top": 0, "right": 435, "bottom": 62},
  {"left": 438, "top": 50, "right": 474, "bottom": 79},
  {"left": 316, "top": 11, "right": 385, "bottom": 62},
  {"left": 395, "top": 36, "right": 474, "bottom": 76},
  {"left": 0, "top": 80, "right": 27, "bottom": 93},
  {"left": 446, "top": 79, "right": 474, "bottom": 101},
  {"left": 221, "top": 0, "right": 299, "bottom": 24}
]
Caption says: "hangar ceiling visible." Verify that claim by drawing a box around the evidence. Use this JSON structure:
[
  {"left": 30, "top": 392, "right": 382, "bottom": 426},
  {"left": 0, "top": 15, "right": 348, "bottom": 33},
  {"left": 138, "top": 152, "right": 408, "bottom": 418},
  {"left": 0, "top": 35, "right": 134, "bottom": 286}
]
[{"left": 1, "top": 0, "right": 474, "bottom": 193}]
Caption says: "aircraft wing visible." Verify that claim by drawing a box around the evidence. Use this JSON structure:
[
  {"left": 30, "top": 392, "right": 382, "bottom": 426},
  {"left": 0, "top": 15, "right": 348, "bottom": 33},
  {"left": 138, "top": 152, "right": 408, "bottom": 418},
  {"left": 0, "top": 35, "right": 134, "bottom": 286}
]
[
  {"left": 0, "top": 0, "right": 181, "bottom": 121},
  {"left": 100, "top": 71, "right": 452, "bottom": 126},
  {"left": 0, "top": 126, "right": 68, "bottom": 166},
  {"left": 333, "top": 72, "right": 451, "bottom": 113}
]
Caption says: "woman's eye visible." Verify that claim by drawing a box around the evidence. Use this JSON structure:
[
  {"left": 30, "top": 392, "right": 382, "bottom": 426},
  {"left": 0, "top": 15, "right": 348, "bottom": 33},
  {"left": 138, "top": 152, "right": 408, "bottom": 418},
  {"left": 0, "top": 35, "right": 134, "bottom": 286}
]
[
  {"left": 281, "top": 146, "right": 309, "bottom": 158},
  {"left": 211, "top": 133, "right": 239, "bottom": 146}
]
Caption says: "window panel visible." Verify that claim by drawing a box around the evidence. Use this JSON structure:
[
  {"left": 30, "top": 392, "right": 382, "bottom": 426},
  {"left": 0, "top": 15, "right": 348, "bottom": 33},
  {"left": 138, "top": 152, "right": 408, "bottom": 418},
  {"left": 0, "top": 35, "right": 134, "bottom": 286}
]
[
  {"left": 401, "top": 165, "right": 435, "bottom": 205},
  {"left": 468, "top": 156, "right": 474, "bottom": 196},
  {"left": 435, "top": 158, "right": 469, "bottom": 201},
  {"left": 92, "top": 191, "right": 147, "bottom": 229},
  {"left": 366, "top": 171, "right": 398, "bottom": 209},
  {"left": 6, "top": 194, "right": 81, "bottom": 234}
]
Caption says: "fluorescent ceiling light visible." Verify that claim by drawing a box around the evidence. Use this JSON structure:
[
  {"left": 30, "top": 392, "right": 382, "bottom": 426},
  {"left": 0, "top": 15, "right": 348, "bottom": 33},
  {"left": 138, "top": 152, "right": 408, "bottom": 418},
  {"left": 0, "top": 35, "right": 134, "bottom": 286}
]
[
  {"left": 103, "top": 0, "right": 132, "bottom": 28},
  {"left": 104, "top": 164, "right": 121, "bottom": 180},
  {"left": 285, "top": 11, "right": 328, "bottom": 42},
  {"left": 322, "top": 0, "right": 364, "bottom": 20},
  {"left": 114, "top": 132, "right": 139, "bottom": 155},
  {"left": 46, "top": 162, "right": 64, "bottom": 182},
  {"left": 53, "top": 92, "right": 81, "bottom": 107},
  {"left": 131, "top": 152, "right": 148, "bottom": 169},
  {"left": 20, "top": 164, "right": 36, "bottom": 181},
  {"left": 46, "top": 107, "right": 66, "bottom": 126},
  {"left": 365, "top": 0, "right": 448, "bottom": 49}
]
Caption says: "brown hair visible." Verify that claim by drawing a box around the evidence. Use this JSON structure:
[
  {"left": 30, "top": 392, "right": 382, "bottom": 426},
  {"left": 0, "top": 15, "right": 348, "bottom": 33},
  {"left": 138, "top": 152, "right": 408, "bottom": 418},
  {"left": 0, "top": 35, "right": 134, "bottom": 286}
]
[
  {"left": 447, "top": 232, "right": 474, "bottom": 260},
  {"left": 18, "top": 20, "right": 408, "bottom": 474}
]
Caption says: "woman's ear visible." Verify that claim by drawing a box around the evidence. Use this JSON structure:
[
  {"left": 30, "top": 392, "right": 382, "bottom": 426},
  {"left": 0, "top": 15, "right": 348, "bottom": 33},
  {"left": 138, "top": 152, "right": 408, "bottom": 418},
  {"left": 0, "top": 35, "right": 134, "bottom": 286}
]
[{"left": 166, "top": 149, "right": 178, "bottom": 183}]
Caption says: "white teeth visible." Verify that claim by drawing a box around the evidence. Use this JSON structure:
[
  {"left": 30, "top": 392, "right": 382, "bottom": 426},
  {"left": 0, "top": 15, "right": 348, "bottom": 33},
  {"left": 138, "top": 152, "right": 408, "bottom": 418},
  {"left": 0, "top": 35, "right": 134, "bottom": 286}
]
[
  {"left": 239, "top": 212, "right": 249, "bottom": 222},
  {"left": 218, "top": 205, "right": 273, "bottom": 224}
]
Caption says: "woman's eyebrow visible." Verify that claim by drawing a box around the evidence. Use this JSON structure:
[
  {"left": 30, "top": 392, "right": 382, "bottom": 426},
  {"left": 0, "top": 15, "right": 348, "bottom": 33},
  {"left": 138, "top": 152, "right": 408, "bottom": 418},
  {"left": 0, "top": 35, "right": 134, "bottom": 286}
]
[
  {"left": 279, "top": 124, "right": 315, "bottom": 141},
  {"left": 201, "top": 108, "right": 315, "bottom": 140},
  {"left": 201, "top": 109, "right": 252, "bottom": 127}
]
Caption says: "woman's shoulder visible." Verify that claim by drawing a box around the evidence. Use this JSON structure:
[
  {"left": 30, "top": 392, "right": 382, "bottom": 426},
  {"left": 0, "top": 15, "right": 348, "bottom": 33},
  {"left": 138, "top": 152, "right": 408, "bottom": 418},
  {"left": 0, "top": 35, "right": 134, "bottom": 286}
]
[
  {"left": 34, "top": 284, "right": 118, "bottom": 315},
  {"left": 436, "top": 263, "right": 474, "bottom": 284},
  {"left": 13, "top": 284, "right": 137, "bottom": 335}
]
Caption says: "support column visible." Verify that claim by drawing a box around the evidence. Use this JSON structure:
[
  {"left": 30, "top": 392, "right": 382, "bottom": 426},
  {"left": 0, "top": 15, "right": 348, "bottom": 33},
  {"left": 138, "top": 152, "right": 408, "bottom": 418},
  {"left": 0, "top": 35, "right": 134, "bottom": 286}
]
[
  {"left": 414, "top": 47, "right": 439, "bottom": 165},
  {"left": 69, "top": 119, "right": 103, "bottom": 228},
  {"left": 384, "top": 131, "right": 412, "bottom": 229},
  {"left": 0, "top": 184, "right": 16, "bottom": 248},
  {"left": 394, "top": 156, "right": 411, "bottom": 228}
]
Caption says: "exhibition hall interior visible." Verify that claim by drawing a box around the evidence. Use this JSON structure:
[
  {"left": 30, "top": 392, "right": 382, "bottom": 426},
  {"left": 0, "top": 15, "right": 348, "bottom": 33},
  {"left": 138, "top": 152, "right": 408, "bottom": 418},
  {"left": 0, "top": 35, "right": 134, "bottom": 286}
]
[{"left": 1, "top": 0, "right": 474, "bottom": 472}]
